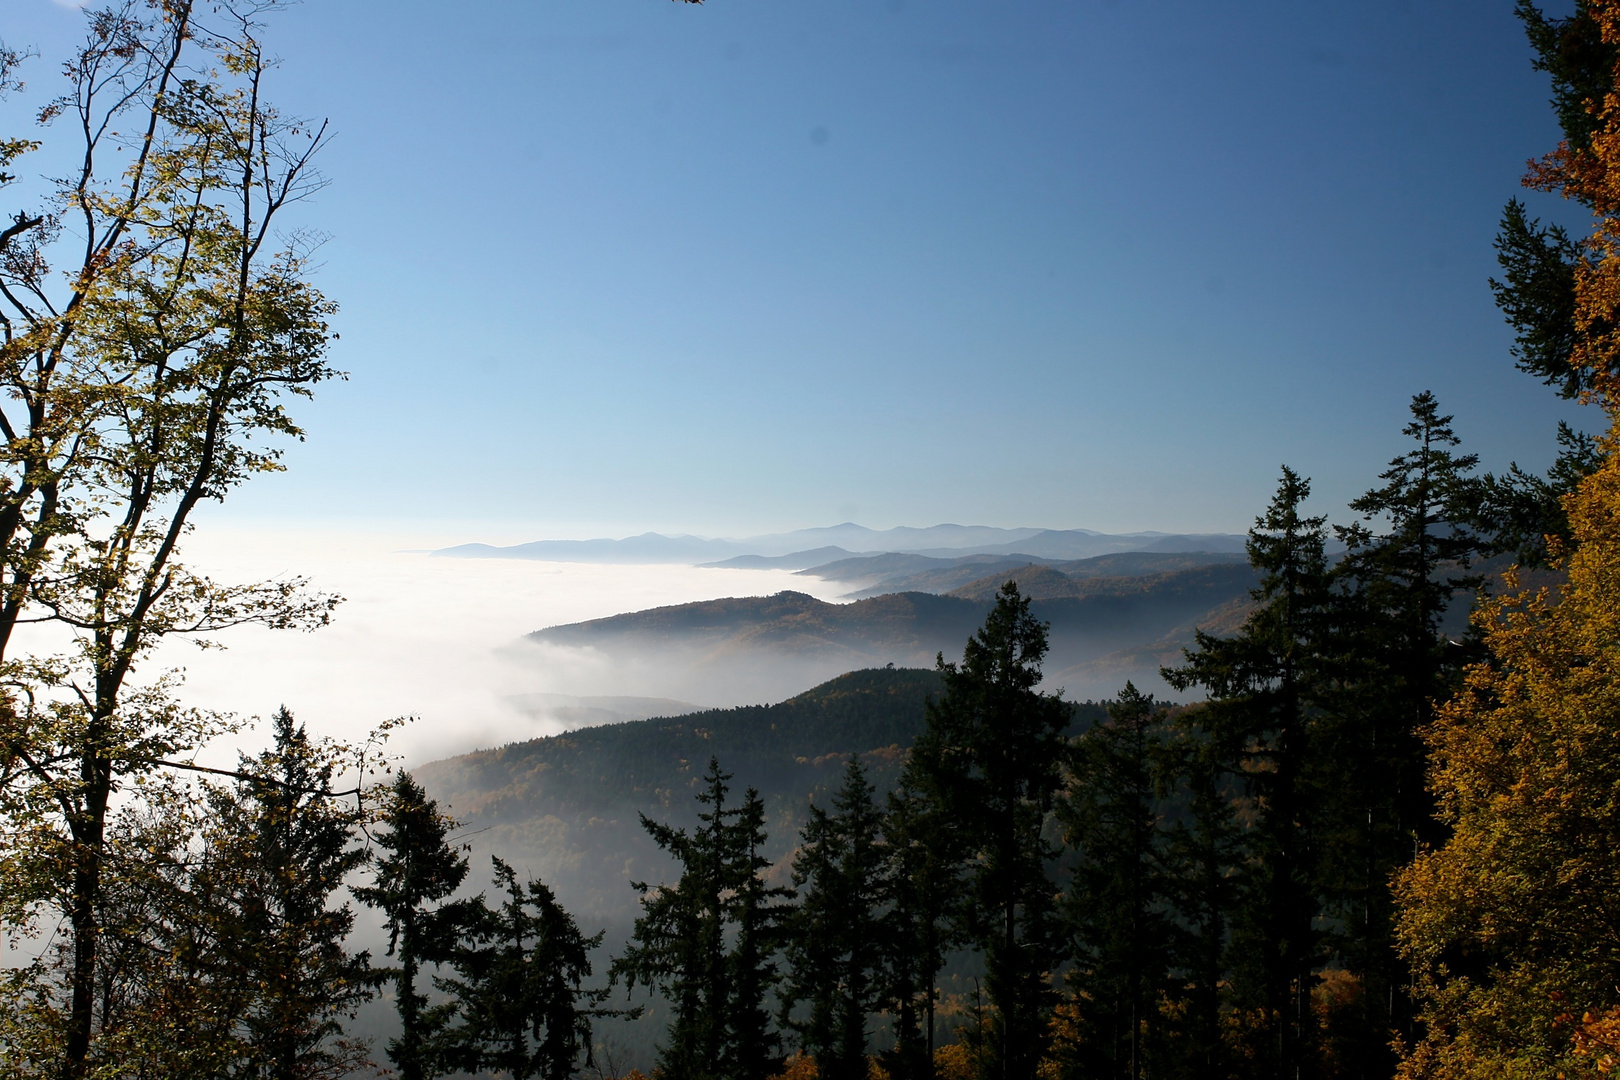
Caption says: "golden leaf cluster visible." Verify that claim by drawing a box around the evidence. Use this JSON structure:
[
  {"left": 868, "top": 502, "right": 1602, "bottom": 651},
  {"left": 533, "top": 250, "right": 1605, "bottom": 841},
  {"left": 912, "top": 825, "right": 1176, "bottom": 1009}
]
[{"left": 1395, "top": 7, "right": 1620, "bottom": 1077}]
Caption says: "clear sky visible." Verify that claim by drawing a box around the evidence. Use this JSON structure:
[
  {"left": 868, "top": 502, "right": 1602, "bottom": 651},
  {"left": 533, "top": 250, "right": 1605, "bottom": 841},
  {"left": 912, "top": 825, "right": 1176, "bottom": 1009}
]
[{"left": 7, "top": 0, "right": 1592, "bottom": 539}]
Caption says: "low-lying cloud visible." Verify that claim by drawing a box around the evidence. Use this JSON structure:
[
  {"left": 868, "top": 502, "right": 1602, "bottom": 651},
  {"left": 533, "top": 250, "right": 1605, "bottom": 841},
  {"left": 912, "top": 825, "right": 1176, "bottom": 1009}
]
[{"left": 134, "top": 525, "right": 854, "bottom": 768}]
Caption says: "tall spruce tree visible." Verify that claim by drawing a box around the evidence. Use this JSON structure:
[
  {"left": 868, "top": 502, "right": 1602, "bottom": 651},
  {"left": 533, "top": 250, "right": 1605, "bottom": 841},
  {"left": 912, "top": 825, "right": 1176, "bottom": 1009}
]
[
  {"left": 1470, "top": 420, "right": 1602, "bottom": 563},
  {"left": 911, "top": 581, "right": 1071, "bottom": 1080},
  {"left": 723, "top": 788, "right": 792, "bottom": 1080},
  {"left": 782, "top": 756, "right": 888, "bottom": 1080},
  {"left": 614, "top": 757, "right": 788, "bottom": 1080},
  {"left": 436, "top": 858, "right": 610, "bottom": 1080},
  {"left": 1164, "top": 468, "right": 1337, "bottom": 1080},
  {"left": 1057, "top": 683, "right": 1174, "bottom": 1080},
  {"left": 1474, "top": 4, "right": 1614, "bottom": 555},
  {"left": 1339, "top": 395, "right": 1483, "bottom": 821},
  {"left": 1155, "top": 724, "right": 1241, "bottom": 1080},
  {"left": 615, "top": 760, "right": 730, "bottom": 1080},
  {"left": 1330, "top": 393, "right": 1485, "bottom": 1064},
  {"left": 353, "top": 772, "right": 470, "bottom": 1080}
]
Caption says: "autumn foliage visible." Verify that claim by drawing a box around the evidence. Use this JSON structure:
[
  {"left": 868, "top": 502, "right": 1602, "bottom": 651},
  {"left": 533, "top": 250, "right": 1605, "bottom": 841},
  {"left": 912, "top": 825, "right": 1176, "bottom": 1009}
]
[
  {"left": 1394, "top": 439, "right": 1620, "bottom": 1078},
  {"left": 1531, "top": 4, "right": 1620, "bottom": 401},
  {"left": 1392, "top": 3, "right": 1620, "bottom": 1078}
]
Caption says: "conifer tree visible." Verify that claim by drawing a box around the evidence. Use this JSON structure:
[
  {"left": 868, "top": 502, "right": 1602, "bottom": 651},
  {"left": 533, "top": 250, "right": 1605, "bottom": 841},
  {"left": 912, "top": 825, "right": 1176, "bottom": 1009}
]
[
  {"left": 615, "top": 761, "right": 730, "bottom": 1080},
  {"left": 354, "top": 772, "right": 471, "bottom": 1080},
  {"left": 615, "top": 757, "right": 789, "bottom": 1080},
  {"left": 911, "top": 581, "right": 1071, "bottom": 1080},
  {"left": 1470, "top": 421, "right": 1602, "bottom": 563},
  {"left": 723, "top": 788, "right": 792, "bottom": 1080},
  {"left": 1155, "top": 726, "right": 1240, "bottom": 1080},
  {"left": 1329, "top": 394, "right": 1485, "bottom": 1059},
  {"left": 1164, "top": 468, "right": 1336, "bottom": 1079},
  {"left": 782, "top": 757, "right": 888, "bottom": 1080},
  {"left": 202, "top": 708, "right": 377, "bottom": 1080},
  {"left": 1475, "top": 4, "right": 1613, "bottom": 553},
  {"left": 1057, "top": 683, "right": 1174, "bottom": 1080},
  {"left": 1488, "top": 1, "right": 1615, "bottom": 393},
  {"left": 1315, "top": 390, "right": 1483, "bottom": 1062},
  {"left": 1339, "top": 393, "right": 1482, "bottom": 833},
  {"left": 437, "top": 857, "right": 610, "bottom": 1080}
]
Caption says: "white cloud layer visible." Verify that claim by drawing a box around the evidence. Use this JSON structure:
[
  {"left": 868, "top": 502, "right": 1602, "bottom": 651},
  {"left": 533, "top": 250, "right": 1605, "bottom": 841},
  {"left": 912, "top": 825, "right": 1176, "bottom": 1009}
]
[{"left": 120, "top": 525, "right": 853, "bottom": 770}]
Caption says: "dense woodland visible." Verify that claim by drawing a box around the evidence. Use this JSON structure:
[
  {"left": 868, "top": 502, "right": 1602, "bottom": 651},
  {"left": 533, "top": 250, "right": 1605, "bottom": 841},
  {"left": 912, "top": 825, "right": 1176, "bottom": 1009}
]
[{"left": 7, "top": 2, "right": 1620, "bottom": 1079}]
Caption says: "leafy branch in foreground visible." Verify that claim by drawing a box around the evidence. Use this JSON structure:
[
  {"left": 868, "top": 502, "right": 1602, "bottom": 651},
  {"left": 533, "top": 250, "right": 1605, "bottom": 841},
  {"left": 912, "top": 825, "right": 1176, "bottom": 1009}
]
[{"left": 0, "top": 3, "right": 347, "bottom": 1074}]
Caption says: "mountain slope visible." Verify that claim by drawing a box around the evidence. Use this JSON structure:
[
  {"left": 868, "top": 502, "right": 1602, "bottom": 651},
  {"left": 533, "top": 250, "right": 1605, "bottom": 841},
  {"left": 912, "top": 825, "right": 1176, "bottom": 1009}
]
[
  {"left": 414, "top": 669, "right": 1027, "bottom": 925},
  {"left": 522, "top": 563, "right": 1257, "bottom": 701}
]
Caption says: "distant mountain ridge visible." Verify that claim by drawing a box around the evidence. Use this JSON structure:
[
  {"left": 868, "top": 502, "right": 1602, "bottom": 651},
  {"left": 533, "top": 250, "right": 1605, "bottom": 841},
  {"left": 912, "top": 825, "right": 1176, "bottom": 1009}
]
[
  {"left": 523, "top": 560, "right": 1258, "bottom": 702},
  {"left": 804, "top": 549, "right": 1250, "bottom": 599},
  {"left": 434, "top": 523, "right": 1245, "bottom": 565}
]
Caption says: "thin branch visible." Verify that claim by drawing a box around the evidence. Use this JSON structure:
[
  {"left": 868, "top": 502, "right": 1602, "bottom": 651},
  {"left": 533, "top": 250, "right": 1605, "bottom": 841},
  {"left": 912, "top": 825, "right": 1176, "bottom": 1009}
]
[{"left": 128, "top": 755, "right": 366, "bottom": 798}]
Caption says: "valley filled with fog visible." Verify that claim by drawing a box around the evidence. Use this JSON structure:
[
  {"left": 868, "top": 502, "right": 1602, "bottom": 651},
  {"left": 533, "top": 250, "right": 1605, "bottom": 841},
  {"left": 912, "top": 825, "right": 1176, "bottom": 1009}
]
[
  {"left": 140, "top": 525, "right": 858, "bottom": 768},
  {"left": 131, "top": 521, "right": 1251, "bottom": 771}
]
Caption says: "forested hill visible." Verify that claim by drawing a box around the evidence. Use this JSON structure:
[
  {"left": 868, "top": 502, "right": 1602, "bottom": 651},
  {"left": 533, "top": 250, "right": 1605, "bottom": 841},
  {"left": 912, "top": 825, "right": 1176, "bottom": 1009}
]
[
  {"left": 420, "top": 667, "right": 949, "bottom": 825},
  {"left": 524, "top": 562, "right": 1258, "bottom": 701},
  {"left": 414, "top": 668, "right": 1105, "bottom": 925}
]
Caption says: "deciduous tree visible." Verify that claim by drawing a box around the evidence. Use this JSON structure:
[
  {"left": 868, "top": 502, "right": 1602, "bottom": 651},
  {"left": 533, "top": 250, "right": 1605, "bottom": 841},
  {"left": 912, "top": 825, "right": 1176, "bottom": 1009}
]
[
  {"left": 1394, "top": 428, "right": 1620, "bottom": 1080},
  {"left": 0, "top": 6, "right": 340, "bottom": 1074}
]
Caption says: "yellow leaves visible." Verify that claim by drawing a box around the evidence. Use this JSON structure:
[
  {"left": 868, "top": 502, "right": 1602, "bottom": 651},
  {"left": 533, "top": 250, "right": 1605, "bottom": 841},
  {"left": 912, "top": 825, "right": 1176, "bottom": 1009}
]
[
  {"left": 1395, "top": 352, "right": 1620, "bottom": 1078},
  {"left": 933, "top": 1042, "right": 983, "bottom": 1080},
  {"left": 769, "top": 1052, "right": 820, "bottom": 1080},
  {"left": 1395, "top": 31, "right": 1620, "bottom": 1054},
  {"left": 1572, "top": 1008, "right": 1620, "bottom": 1078}
]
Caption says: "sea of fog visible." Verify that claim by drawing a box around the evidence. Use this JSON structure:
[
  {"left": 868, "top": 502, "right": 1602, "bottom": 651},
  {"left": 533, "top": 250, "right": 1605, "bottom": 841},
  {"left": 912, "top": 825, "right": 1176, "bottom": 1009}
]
[{"left": 105, "top": 525, "right": 857, "bottom": 770}]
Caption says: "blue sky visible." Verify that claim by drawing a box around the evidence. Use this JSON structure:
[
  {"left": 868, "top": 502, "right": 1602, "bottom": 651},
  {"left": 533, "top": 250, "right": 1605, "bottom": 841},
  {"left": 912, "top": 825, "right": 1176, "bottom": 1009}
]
[{"left": 7, "top": 0, "right": 1591, "bottom": 538}]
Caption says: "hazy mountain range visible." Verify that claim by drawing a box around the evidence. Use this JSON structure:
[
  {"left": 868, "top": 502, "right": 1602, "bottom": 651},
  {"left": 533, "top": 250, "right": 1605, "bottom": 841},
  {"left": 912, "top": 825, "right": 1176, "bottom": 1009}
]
[
  {"left": 795, "top": 549, "right": 1250, "bottom": 598},
  {"left": 416, "top": 541, "right": 1261, "bottom": 1065},
  {"left": 520, "top": 554, "right": 1256, "bottom": 702},
  {"left": 435, "top": 523, "right": 1247, "bottom": 564}
]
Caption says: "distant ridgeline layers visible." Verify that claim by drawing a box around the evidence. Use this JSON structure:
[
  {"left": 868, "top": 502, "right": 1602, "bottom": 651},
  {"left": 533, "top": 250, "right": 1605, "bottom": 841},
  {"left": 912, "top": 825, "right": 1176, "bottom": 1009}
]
[
  {"left": 792, "top": 548, "right": 1250, "bottom": 597},
  {"left": 524, "top": 557, "right": 1258, "bottom": 701},
  {"left": 432, "top": 523, "right": 1247, "bottom": 565}
]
